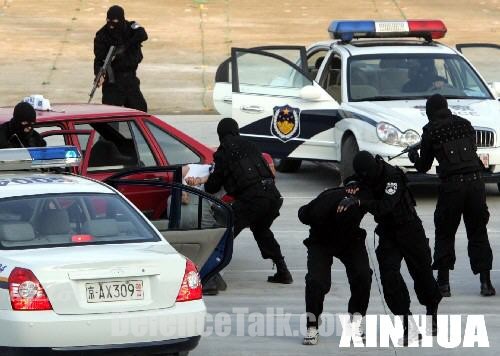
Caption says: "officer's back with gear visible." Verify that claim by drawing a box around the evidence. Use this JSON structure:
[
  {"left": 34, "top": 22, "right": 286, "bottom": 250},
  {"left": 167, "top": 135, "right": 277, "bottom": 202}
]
[
  {"left": 0, "top": 102, "right": 46, "bottom": 149},
  {"left": 204, "top": 118, "right": 292, "bottom": 285},
  {"left": 409, "top": 94, "right": 494, "bottom": 298}
]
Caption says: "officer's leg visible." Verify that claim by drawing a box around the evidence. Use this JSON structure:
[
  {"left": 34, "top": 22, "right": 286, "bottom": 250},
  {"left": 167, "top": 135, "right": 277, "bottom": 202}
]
[
  {"left": 338, "top": 240, "right": 372, "bottom": 316},
  {"left": 375, "top": 233, "right": 411, "bottom": 316},
  {"left": 433, "top": 182, "right": 463, "bottom": 294},
  {"left": 124, "top": 76, "right": 148, "bottom": 112},
  {"left": 102, "top": 83, "right": 125, "bottom": 107},
  {"left": 305, "top": 244, "right": 333, "bottom": 328},
  {"left": 231, "top": 200, "right": 253, "bottom": 238},
  {"left": 399, "top": 223, "right": 442, "bottom": 309},
  {"left": 463, "top": 180, "right": 495, "bottom": 296}
]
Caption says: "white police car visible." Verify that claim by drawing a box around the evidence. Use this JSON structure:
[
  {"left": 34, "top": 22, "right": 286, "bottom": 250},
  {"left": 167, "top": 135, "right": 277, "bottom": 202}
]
[
  {"left": 213, "top": 20, "right": 500, "bottom": 184},
  {"left": 0, "top": 146, "right": 205, "bottom": 355}
]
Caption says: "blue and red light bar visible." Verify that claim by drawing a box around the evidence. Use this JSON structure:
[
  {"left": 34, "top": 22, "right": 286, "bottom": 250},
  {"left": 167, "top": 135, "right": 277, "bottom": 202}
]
[
  {"left": 0, "top": 146, "right": 81, "bottom": 170},
  {"left": 328, "top": 20, "right": 447, "bottom": 42}
]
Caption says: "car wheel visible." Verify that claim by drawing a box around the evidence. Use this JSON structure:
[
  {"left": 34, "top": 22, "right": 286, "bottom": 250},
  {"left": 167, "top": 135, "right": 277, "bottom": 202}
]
[
  {"left": 274, "top": 158, "right": 302, "bottom": 173},
  {"left": 340, "top": 135, "right": 359, "bottom": 181}
]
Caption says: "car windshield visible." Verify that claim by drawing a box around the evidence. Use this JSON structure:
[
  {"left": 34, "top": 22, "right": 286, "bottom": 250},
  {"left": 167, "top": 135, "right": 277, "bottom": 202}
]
[
  {"left": 347, "top": 53, "right": 492, "bottom": 101},
  {"left": 0, "top": 193, "right": 160, "bottom": 249}
]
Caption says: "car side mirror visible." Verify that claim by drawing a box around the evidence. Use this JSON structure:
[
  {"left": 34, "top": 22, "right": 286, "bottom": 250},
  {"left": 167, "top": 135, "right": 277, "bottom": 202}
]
[
  {"left": 300, "top": 85, "right": 323, "bottom": 101},
  {"left": 490, "top": 82, "right": 500, "bottom": 99}
]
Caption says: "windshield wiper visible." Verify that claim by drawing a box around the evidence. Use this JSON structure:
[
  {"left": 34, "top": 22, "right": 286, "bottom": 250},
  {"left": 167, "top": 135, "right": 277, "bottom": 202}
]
[{"left": 355, "top": 96, "right": 417, "bottom": 101}]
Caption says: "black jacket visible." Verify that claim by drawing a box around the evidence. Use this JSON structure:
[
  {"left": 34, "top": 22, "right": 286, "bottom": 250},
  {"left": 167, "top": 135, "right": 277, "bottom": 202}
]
[
  {"left": 0, "top": 121, "right": 46, "bottom": 149},
  {"left": 299, "top": 187, "right": 367, "bottom": 249},
  {"left": 350, "top": 159, "right": 419, "bottom": 228},
  {"left": 205, "top": 135, "right": 276, "bottom": 199},
  {"left": 94, "top": 20, "right": 148, "bottom": 76},
  {"left": 414, "top": 113, "right": 482, "bottom": 178}
]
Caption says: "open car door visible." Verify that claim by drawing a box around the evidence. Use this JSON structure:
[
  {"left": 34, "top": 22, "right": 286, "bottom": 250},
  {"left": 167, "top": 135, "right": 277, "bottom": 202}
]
[
  {"left": 222, "top": 46, "right": 340, "bottom": 170},
  {"left": 456, "top": 43, "right": 500, "bottom": 99},
  {"left": 105, "top": 167, "right": 233, "bottom": 284}
]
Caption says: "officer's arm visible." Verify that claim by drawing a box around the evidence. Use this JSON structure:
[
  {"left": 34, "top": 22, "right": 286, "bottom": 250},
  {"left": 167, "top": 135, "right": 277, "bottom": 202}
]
[
  {"left": 359, "top": 175, "right": 404, "bottom": 216},
  {"left": 93, "top": 35, "right": 108, "bottom": 75},
  {"left": 414, "top": 131, "right": 434, "bottom": 173},
  {"left": 204, "top": 150, "right": 225, "bottom": 194},
  {"left": 128, "top": 22, "right": 148, "bottom": 45}
]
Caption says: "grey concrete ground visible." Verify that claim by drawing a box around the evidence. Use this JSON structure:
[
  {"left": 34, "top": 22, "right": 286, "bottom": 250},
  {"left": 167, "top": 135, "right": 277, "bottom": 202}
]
[{"left": 160, "top": 115, "right": 500, "bottom": 355}]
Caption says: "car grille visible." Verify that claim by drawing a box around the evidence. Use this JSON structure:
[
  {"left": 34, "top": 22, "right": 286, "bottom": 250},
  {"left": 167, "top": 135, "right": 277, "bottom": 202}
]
[{"left": 475, "top": 129, "right": 495, "bottom": 148}]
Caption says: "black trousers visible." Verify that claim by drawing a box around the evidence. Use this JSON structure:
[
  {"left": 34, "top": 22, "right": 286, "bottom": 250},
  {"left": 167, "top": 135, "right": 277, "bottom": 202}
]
[
  {"left": 102, "top": 74, "right": 148, "bottom": 112},
  {"left": 375, "top": 221, "right": 442, "bottom": 316},
  {"left": 305, "top": 241, "right": 372, "bottom": 328},
  {"left": 232, "top": 189, "right": 284, "bottom": 261},
  {"left": 433, "top": 178, "right": 493, "bottom": 274}
]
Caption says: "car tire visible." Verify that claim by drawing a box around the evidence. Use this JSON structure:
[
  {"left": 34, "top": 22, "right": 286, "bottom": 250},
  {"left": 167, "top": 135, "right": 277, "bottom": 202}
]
[
  {"left": 340, "top": 135, "right": 359, "bottom": 181},
  {"left": 274, "top": 158, "right": 302, "bottom": 173}
]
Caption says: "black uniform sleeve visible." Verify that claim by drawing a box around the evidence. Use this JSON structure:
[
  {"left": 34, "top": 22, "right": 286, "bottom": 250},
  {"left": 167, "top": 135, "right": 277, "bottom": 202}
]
[
  {"left": 26, "top": 131, "right": 47, "bottom": 147},
  {"left": 414, "top": 129, "right": 434, "bottom": 173},
  {"left": 204, "top": 149, "right": 226, "bottom": 194},
  {"left": 298, "top": 204, "right": 312, "bottom": 225},
  {"left": 359, "top": 174, "right": 405, "bottom": 217},
  {"left": 128, "top": 21, "right": 148, "bottom": 45},
  {"left": 93, "top": 31, "right": 108, "bottom": 76}
]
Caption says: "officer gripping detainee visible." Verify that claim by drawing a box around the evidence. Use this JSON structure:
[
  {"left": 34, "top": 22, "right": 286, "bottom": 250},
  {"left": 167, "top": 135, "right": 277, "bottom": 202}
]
[
  {"left": 187, "top": 118, "right": 293, "bottom": 285},
  {"left": 408, "top": 94, "right": 495, "bottom": 297},
  {"left": 93, "top": 5, "right": 148, "bottom": 112},
  {"left": 0, "top": 102, "right": 46, "bottom": 149},
  {"left": 299, "top": 187, "right": 372, "bottom": 346},
  {"left": 338, "top": 151, "right": 442, "bottom": 345}
]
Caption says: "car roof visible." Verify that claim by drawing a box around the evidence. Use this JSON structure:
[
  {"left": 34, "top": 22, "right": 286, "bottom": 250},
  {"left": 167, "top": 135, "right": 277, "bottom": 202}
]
[
  {"left": 0, "top": 103, "right": 146, "bottom": 125},
  {"left": 309, "top": 39, "right": 458, "bottom": 56},
  {"left": 0, "top": 172, "right": 114, "bottom": 199}
]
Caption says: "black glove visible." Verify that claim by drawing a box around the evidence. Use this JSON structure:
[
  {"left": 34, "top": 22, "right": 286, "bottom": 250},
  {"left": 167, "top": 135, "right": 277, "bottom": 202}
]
[
  {"left": 337, "top": 196, "right": 360, "bottom": 213},
  {"left": 344, "top": 180, "right": 359, "bottom": 195},
  {"left": 408, "top": 148, "right": 419, "bottom": 164}
]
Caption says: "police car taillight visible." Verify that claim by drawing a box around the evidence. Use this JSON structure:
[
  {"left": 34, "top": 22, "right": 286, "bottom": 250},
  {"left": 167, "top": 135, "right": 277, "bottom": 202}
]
[
  {"left": 0, "top": 146, "right": 81, "bottom": 171},
  {"left": 328, "top": 19, "right": 447, "bottom": 41},
  {"left": 176, "top": 259, "right": 202, "bottom": 302},
  {"left": 8, "top": 267, "right": 53, "bottom": 311}
]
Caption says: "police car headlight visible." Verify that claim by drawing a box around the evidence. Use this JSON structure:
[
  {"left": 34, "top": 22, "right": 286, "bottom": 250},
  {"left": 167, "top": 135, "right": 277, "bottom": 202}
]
[
  {"left": 400, "top": 130, "right": 420, "bottom": 146},
  {"left": 376, "top": 122, "right": 401, "bottom": 145}
]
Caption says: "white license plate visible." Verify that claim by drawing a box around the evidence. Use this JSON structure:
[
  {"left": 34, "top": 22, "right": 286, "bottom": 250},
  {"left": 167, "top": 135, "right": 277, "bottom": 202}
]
[
  {"left": 478, "top": 153, "right": 489, "bottom": 168},
  {"left": 375, "top": 21, "right": 409, "bottom": 33},
  {"left": 86, "top": 280, "right": 144, "bottom": 303}
]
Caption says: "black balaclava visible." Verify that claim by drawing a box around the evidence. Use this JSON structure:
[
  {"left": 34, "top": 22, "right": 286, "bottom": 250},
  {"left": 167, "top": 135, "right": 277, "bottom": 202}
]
[
  {"left": 106, "top": 5, "right": 126, "bottom": 41},
  {"left": 11, "top": 102, "right": 36, "bottom": 137},
  {"left": 217, "top": 118, "right": 239, "bottom": 142},
  {"left": 426, "top": 93, "right": 452, "bottom": 121},
  {"left": 353, "top": 151, "right": 382, "bottom": 182}
]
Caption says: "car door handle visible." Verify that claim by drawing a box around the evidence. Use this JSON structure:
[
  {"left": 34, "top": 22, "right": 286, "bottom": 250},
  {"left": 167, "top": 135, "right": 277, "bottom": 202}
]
[
  {"left": 223, "top": 96, "right": 232, "bottom": 104},
  {"left": 240, "top": 105, "right": 264, "bottom": 113}
]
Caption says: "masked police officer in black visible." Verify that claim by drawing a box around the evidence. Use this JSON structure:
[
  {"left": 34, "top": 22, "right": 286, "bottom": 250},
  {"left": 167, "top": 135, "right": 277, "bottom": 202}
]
[
  {"left": 299, "top": 187, "right": 372, "bottom": 345},
  {"left": 193, "top": 118, "right": 292, "bottom": 285},
  {"left": 408, "top": 94, "right": 495, "bottom": 297},
  {"left": 339, "top": 151, "right": 442, "bottom": 345},
  {"left": 94, "top": 5, "right": 148, "bottom": 112},
  {"left": 0, "top": 102, "right": 46, "bottom": 149}
]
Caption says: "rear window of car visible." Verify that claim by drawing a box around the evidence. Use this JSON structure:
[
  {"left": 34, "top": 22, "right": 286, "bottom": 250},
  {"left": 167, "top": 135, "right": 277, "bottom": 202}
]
[{"left": 0, "top": 193, "right": 161, "bottom": 249}]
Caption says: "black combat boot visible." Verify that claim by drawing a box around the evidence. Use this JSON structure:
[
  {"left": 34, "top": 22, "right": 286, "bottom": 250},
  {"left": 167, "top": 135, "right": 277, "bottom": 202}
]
[
  {"left": 480, "top": 271, "right": 496, "bottom": 297},
  {"left": 267, "top": 258, "right": 293, "bottom": 284},
  {"left": 426, "top": 304, "right": 438, "bottom": 336},
  {"left": 437, "top": 269, "right": 451, "bottom": 297}
]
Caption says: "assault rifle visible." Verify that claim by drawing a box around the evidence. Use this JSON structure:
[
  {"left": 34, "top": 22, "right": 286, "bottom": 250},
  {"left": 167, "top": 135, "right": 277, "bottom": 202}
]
[
  {"left": 88, "top": 45, "right": 116, "bottom": 104},
  {"left": 388, "top": 141, "right": 421, "bottom": 161}
]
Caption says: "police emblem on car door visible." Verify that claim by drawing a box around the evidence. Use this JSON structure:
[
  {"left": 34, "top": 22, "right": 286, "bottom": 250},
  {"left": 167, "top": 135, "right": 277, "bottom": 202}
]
[{"left": 271, "top": 104, "right": 300, "bottom": 142}]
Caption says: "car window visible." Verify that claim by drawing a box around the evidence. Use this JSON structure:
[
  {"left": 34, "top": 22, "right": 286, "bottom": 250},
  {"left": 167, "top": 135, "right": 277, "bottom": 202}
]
[
  {"left": 0, "top": 193, "right": 160, "bottom": 249},
  {"left": 320, "top": 53, "right": 342, "bottom": 103},
  {"left": 36, "top": 125, "right": 65, "bottom": 146},
  {"left": 146, "top": 122, "right": 201, "bottom": 165},
  {"left": 307, "top": 49, "right": 328, "bottom": 80},
  {"left": 75, "top": 121, "right": 155, "bottom": 171},
  {"left": 347, "top": 53, "right": 492, "bottom": 101}
]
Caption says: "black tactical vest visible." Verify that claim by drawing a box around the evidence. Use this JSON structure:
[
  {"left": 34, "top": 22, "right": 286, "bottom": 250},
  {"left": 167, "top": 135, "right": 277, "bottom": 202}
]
[
  {"left": 427, "top": 116, "right": 481, "bottom": 177},
  {"left": 222, "top": 137, "right": 273, "bottom": 196}
]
